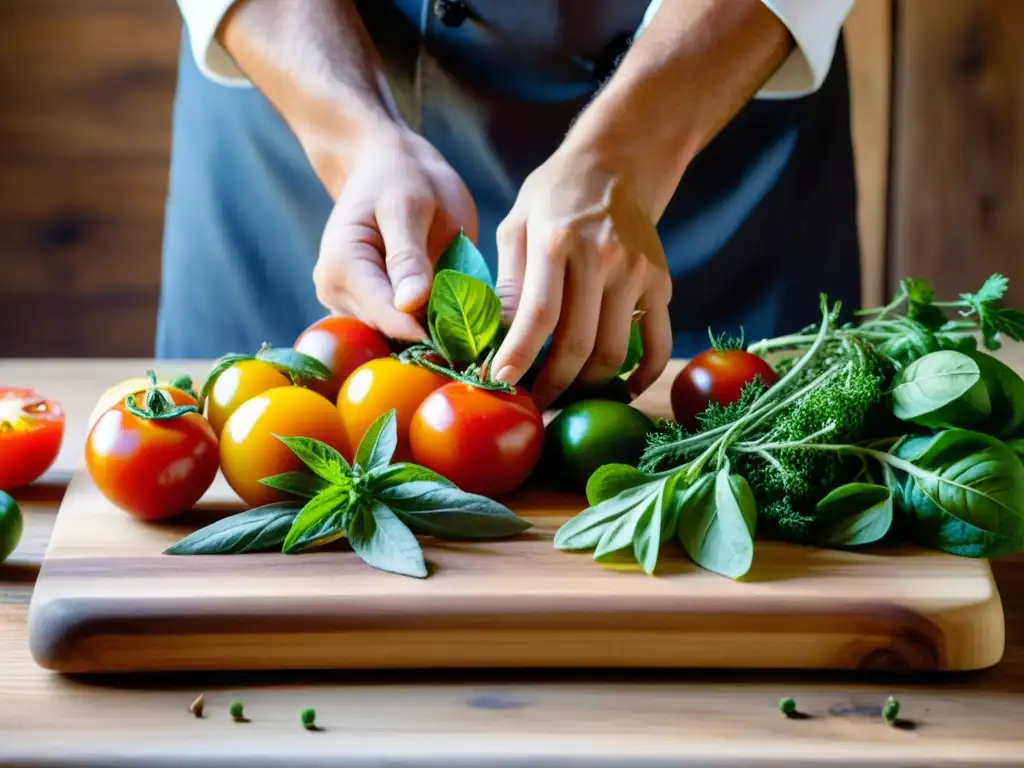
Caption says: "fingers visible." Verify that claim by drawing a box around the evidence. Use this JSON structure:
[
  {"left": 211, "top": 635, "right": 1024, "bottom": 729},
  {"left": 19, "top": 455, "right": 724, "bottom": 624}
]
[
  {"left": 628, "top": 301, "right": 673, "bottom": 397},
  {"left": 491, "top": 229, "right": 567, "bottom": 386},
  {"left": 495, "top": 217, "right": 527, "bottom": 325},
  {"left": 375, "top": 192, "right": 436, "bottom": 312},
  {"left": 529, "top": 258, "right": 603, "bottom": 408},
  {"left": 576, "top": 287, "right": 635, "bottom": 385}
]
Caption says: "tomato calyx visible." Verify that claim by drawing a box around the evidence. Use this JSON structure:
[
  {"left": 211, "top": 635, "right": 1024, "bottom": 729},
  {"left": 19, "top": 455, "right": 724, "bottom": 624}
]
[
  {"left": 399, "top": 344, "right": 516, "bottom": 394},
  {"left": 125, "top": 370, "right": 200, "bottom": 421},
  {"left": 199, "top": 343, "right": 333, "bottom": 408},
  {"left": 708, "top": 327, "right": 747, "bottom": 352}
]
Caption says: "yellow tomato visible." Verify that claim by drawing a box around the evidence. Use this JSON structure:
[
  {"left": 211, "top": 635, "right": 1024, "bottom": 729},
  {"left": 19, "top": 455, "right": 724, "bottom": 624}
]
[
  {"left": 219, "top": 386, "right": 349, "bottom": 508},
  {"left": 205, "top": 360, "right": 290, "bottom": 437},
  {"left": 337, "top": 357, "right": 447, "bottom": 464}
]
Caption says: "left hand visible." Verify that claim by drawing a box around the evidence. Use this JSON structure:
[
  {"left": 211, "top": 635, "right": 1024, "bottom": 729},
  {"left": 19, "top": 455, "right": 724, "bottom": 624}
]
[{"left": 490, "top": 143, "right": 674, "bottom": 409}]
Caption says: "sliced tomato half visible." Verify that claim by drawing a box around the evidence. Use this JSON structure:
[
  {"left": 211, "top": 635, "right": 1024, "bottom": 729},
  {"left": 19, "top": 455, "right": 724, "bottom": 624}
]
[{"left": 0, "top": 388, "right": 65, "bottom": 491}]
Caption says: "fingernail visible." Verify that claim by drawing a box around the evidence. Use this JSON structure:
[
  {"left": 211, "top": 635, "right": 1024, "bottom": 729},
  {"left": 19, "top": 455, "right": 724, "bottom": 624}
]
[
  {"left": 394, "top": 276, "right": 428, "bottom": 310},
  {"left": 494, "top": 365, "right": 516, "bottom": 384}
]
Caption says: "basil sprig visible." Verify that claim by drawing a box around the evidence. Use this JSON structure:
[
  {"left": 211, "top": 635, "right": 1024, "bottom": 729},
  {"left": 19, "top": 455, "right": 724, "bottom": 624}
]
[{"left": 165, "top": 409, "right": 532, "bottom": 578}]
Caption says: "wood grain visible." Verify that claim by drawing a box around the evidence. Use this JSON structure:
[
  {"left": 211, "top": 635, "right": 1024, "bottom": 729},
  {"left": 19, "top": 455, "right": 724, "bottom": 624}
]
[
  {"left": 22, "top": 359, "right": 1006, "bottom": 675},
  {"left": 7, "top": 360, "right": 1024, "bottom": 765},
  {"left": 890, "top": 0, "right": 1024, "bottom": 303}
]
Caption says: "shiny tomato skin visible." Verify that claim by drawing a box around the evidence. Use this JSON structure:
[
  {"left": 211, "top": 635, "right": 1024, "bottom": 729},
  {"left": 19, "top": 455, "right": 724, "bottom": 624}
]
[
  {"left": 85, "top": 387, "right": 218, "bottom": 521},
  {"left": 337, "top": 357, "right": 447, "bottom": 464},
  {"left": 670, "top": 349, "right": 779, "bottom": 430},
  {"left": 220, "top": 385, "right": 349, "bottom": 508},
  {"left": 0, "top": 388, "right": 66, "bottom": 492},
  {"left": 293, "top": 315, "right": 391, "bottom": 402},
  {"left": 205, "top": 360, "right": 290, "bottom": 437},
  {"left": 409, "top": 383, "right": 544, "bottom": 497}
]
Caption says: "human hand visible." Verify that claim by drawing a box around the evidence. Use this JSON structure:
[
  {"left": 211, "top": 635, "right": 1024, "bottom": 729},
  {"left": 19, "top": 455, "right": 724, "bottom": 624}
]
[
  {"left": 490, "top": 145, "right": 673, "bottom": 409},
  {"left": 313, "top": 126, "right": 478, "bottom": 341}
]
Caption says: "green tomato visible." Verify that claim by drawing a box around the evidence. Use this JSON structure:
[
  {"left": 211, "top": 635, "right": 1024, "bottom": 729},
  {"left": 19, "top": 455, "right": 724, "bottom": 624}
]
[
  {"left": 0, "top": 491, "right": 23, "bottom": 563},
  {"left": 541, "top": 399, "right": 656, "bottom": 494}
]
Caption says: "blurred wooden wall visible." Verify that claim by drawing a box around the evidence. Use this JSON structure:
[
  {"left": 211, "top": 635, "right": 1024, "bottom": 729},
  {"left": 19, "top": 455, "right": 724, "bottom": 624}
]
[{"left": 0, "top": 1, "right": 1021, "bottom": 357}]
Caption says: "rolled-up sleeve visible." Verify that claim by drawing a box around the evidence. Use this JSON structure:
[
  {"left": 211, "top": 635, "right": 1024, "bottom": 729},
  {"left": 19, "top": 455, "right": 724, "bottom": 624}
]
[
  {"left": 176, "top": 0, "right": 252, "bottom": 88},
  {"left": 638, "top": 0, "right": 855, "bottom": 99}
]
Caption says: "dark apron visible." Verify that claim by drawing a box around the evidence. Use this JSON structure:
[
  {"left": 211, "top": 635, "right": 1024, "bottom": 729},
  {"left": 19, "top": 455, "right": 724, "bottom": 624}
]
[{"left": 157, "top": 0, "right": 860, "bottom": 359}]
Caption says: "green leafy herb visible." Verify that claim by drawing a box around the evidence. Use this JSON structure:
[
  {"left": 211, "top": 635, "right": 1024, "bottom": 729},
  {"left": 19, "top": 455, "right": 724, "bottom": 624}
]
[
  {"left": 676, "top": 467, "right": 757, "bottom": 580},
  {"left": 813, "top": 482, "right": 893, "bottom": 547},
  {"left": 427, "top": 270, "right": 503, "bottom": 364},
  {"left": 435, "top": 229, "right": 493, "bottom": 286},
  {"left": 164, "top": 502, "right": 303, "bottom": 555},
  {"left": 890, "top": 350, "right": 990, "bottom": 430},
  {"left": 198, "top": 345, "right": 331, "bottom": 408},
  {"left": 617, "top": 321, "right": 644, "bottom": 376},
  {"left": 165, "top": 409, "right": 531, "bottom": 578},
  {"left": 967, "top": 350, "right": 1024, "bottom": 437}
]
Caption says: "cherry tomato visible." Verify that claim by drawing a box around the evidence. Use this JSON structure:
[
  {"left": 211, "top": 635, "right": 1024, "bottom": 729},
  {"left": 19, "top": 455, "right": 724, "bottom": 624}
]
[
  {"left": 670, "top": 348, "right": 779, "bottom": 430},
  {"left": 0, "top": 388, "right": 65, "bottom": 491},
  {"left": 85, "top": 384, "right": 218, "bottom": 521},
  {"left": 205, "top": 360, "right": 290, "bottom": 437},
  {"left": 409, "top": 383, "right": 544, "bottom": 497},
  {"left": 293, "top": 315, "right": 391, "bottom": 402},
  {"left": 337, "top": 357, "right": 447, "bottom": 463},
  {"left": 220, "top": 385, "right": 349, "bottom": 508}
]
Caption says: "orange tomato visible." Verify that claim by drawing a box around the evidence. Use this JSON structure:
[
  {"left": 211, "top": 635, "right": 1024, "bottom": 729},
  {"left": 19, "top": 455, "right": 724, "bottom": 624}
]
[
  {"left": 205, "top": 360, "right": 290, "bottom": 436},
  {"left": 293, "top": 315, "right": 391, "bottom": 402},
  {"left": 85, "top": 385, "right": 218, "bottom": 521},
  {"left": 337, "top": 358, "right": 447, "bottom": 463},
  {"left": 220, "top": 386, "right": 349, "bottom": 508}
]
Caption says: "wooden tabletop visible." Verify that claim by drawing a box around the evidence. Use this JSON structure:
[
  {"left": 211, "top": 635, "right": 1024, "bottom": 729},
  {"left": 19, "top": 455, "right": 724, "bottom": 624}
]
[{"left": 4, "top": 358, "right": 1024, "bottom": 766}]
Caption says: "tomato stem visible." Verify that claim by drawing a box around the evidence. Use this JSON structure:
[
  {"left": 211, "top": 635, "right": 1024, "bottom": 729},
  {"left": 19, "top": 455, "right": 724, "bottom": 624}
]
[{"left": 125, "top": 369, "right": 200, "bottom": 422}]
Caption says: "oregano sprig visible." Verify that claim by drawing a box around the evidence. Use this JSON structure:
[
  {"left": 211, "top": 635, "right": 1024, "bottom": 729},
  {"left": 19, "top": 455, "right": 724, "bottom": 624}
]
[{"left": 165, "top": 409, "right": 532, "bottom": 578}]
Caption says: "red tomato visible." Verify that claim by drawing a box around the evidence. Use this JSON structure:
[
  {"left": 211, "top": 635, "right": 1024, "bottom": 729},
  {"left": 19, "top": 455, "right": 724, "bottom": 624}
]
[
  {"left": 409, "top": 383, "right": 544, "bottom": 497},
  {"left": 220, "top": 385, "right": 349, "bottom": 508},
  {"left": 337, "top": 357, "right": 447, "bottom": 463},
  {"left": 0, "top": 388, "right": 65, "bottom": 491},
  {"left": 670, "top": 349, "right": 779, "bottom": 430},
  {"left": 293, "top": 315, "right": 391, "bottom": 402},
  {"left": 85, "top": 385, "right": 218, "bottom": 521}
]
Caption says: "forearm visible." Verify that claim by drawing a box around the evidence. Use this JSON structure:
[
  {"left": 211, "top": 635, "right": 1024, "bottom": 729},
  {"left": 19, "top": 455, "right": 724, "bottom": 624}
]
[
  {"left": 568, "top": 0, "right": 795, "bottom": 219},
  {"left": 218, "top": 0, "right": 404, "bottom": 197}
]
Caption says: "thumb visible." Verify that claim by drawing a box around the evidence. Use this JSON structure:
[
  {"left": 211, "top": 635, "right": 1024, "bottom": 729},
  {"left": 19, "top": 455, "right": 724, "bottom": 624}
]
[
  {"left": 494, "top": 217, "right": 526, "bottom": 325},
  {"left": 376, "top": 193, "right": 436, "bottom": 312}
]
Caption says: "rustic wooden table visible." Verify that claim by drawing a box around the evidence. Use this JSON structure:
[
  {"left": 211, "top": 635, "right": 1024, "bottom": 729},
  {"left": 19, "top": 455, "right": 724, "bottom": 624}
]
[{"left": 2, "top": 359, "right": 1024, "bottom": 766}]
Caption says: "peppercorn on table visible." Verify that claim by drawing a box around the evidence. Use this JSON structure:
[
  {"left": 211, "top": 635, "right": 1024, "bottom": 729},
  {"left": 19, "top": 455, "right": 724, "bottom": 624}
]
[{"left": 3, "top": 359, "right": 1024, "bottom": 765}]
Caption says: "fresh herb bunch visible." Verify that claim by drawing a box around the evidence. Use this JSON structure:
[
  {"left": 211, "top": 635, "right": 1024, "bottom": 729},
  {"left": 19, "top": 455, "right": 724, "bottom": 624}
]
[
  {"left": 556, "top": 275, "right": 1024, "bottom": 580},
  {"left": 398, "top": 231, "right": 644, "bottom": 391},
  {"left": 166, "top": 408, "right": 532, "bottom": 578}
]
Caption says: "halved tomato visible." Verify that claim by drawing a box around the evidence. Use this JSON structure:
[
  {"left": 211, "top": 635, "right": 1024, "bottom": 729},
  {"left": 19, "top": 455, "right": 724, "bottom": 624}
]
[{"left": 0, "top": 388, "right": 65, "bottom": 491}]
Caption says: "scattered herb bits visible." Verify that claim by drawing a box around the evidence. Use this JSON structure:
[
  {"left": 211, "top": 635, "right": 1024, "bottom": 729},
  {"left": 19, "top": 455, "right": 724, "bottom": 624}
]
[
  {"left": 301, "top": 708, "right": 317, "bottom": 730},
  {"left": 229, "top": 700, "right": 245, "bottom": 722},
  {"left": 189, "top": 693, "right": 205, "bottom": 718},
  {"left": 882, "top": 695, "right": 900, "bottom": 725},
  {"left": 778, "top": 697, "right": 798, "bottom": 718}
]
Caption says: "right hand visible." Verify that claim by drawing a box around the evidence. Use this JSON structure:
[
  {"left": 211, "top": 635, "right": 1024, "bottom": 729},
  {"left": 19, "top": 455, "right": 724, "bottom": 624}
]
[{"left": 313, "top": 126, "right": 478, "bottom": 341}]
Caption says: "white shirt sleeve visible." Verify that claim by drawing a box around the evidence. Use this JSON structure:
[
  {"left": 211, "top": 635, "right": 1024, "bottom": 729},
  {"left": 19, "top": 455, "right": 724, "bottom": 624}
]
[
  {"left": 639, "top": 0, "right": 855, "bottom": 99},
  {"left": 176, "top": 0, "right": 251, "bottom": 88}
]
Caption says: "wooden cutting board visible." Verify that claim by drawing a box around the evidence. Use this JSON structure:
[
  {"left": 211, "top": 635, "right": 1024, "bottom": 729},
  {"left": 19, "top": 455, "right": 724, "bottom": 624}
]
[{"left": 25, "top": 361, "right": 1006, "bottom": 675}]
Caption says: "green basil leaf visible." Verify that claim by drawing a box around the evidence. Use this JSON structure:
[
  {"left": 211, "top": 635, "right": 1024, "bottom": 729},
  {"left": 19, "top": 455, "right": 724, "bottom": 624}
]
[
  {"left": 256, "top": 346, "right": 332, "bottom": 381},
  {"left": 435, "top": 230, "right": 493, "bottom": 286},
  {"left": 890, "top": 350, "right": 991, "bottom": 429},
  {"left": 967, "top": 351, "right": 1024, "bottom": 437},
  {"left": 894, "top": 428, "right": 1024, "bottom": 557},
  {"left": 616, "top": 321, "right": 644, "bottom": 376},
  {"left": 375, "top": 478, "right": 531, "bottom": 539},
  {"left": 282, "top": 487, "right": 351, "bottom": 554},
  {"left": 199, "top": 353, "right": 252, "bottom": 407},
  {"left": 354, "top": 409, "right": 398, "bottom": 472},
  {"left": 554, "top": 479, "right": 665, "bottom": 551},
  {"left": 585, "top": 463, "right": 655, "bottom": 506},
  {"left": 258, "top": 471, "right": 333, "bottom": 499},
  {"left": 677, "top": 468, "right": 756, "bottom": 580},
  {"left": 814, "top": 482, "right": 893, "bottom": 547},
  {"left": 348, "top": 501, "right": 428, "bottom": 578},
  {"left": 369, "top": 462, "right": 454, "bottom": 489},
  {"left": 1006, "top": 438, "right": 1024, "bottom": 462},
  {"left": 164, "top": 502, "right": 302, "bottom": 555},
  {"left": 274, "top": 435, "right": 351, "bottom": 482},
  {"left": 427, "top": 270, "right": 503, "bottom": 363}
]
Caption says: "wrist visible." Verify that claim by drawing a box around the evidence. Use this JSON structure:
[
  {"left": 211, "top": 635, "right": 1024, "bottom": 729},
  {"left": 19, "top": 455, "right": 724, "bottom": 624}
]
[{"left": 300, "top": 108, "right": 405, "bottom": 199}]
